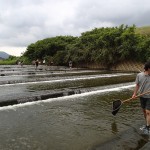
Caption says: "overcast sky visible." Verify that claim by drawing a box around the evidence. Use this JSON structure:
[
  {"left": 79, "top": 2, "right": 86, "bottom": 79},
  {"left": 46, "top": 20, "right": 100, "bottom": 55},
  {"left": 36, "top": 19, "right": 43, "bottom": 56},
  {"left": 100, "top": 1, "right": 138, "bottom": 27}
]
[{"left": 0, "top": 0, "right": 150, "bottom": 56}]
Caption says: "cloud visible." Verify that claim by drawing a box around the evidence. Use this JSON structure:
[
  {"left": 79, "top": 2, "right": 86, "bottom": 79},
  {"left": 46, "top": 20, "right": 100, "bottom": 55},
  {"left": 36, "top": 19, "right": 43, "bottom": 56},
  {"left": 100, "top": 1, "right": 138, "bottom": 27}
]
[{"left": 0, "top": 0, "right": 150, "bottom": 56}]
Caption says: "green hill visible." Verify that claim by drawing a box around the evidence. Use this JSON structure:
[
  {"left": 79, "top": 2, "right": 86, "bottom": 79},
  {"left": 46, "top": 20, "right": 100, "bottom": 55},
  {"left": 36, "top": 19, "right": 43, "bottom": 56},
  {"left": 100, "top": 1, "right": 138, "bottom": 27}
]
[{"left": 136, "top": 26, "right": 150, "bottom": 36}]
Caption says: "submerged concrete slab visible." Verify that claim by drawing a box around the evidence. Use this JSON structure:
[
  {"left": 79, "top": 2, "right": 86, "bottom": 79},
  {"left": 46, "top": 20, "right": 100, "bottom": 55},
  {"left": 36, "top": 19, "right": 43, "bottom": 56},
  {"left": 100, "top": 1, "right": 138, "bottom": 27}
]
[
  {"left": 0, "top": 89, "right": 80, "bottom": 107},
  {"left": 91, "top": 125, "right": 150, "bottom": 150}
]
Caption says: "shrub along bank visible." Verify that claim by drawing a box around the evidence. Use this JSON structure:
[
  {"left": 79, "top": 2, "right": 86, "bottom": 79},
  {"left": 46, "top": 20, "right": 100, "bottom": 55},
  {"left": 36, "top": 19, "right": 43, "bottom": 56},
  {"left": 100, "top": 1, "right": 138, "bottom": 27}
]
[{"left": 1, "top": 25, "right": 150, "bottom": 70}]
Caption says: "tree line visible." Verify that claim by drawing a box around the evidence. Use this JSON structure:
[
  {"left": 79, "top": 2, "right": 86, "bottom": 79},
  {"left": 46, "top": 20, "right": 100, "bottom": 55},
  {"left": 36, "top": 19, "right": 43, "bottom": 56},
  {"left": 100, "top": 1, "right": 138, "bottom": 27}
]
[{"left": 23, "top": 24, "right": 150, "bottom": 69}]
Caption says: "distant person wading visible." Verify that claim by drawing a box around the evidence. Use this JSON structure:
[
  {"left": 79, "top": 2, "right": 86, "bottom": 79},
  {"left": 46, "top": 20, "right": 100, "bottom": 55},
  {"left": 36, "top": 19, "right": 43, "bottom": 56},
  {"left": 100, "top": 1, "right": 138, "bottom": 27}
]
[
  {"left": 35, "top": 59, "right": 39, "bottom": 70},
  {"left": 69, "top": 60, "right": 72, "bottom": 69}
]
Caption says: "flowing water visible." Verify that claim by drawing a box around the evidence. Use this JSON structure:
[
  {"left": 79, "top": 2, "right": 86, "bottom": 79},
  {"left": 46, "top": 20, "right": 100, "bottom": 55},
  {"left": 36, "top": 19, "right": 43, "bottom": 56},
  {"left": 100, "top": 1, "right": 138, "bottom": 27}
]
[{"left": 0, "top": 65, "right": 149, "bottom": 150}]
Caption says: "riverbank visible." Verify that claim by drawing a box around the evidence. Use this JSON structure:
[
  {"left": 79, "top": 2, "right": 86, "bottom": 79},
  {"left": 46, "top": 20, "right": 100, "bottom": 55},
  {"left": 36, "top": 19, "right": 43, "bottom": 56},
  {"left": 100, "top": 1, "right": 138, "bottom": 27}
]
[{"left": 76, "top": 61, "right": 143, "bottom": 72}]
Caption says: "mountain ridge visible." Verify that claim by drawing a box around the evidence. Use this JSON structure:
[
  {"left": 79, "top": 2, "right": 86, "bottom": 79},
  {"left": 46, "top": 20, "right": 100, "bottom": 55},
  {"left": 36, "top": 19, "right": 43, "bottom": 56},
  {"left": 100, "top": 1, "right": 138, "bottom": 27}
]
[{"left": 0, "top": 51, "right": 10, "bottom": 59}]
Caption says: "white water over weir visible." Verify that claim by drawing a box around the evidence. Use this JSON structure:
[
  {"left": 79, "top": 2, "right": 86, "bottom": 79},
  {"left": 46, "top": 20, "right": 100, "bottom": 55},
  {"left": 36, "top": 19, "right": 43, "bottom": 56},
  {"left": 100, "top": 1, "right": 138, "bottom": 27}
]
[
  {"left": 0, "top": 67, "right": 134, "bottom": 107},
  {"left": 0, "top": 83, "right": 135, "bottom": 110}
]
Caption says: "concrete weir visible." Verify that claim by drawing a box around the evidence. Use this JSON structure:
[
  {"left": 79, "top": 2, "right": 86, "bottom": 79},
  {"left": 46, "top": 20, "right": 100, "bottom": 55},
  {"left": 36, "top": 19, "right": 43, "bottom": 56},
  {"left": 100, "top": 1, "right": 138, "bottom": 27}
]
[
  {"left": 0, "top": 65, "right": 85, "bottom": 107},
  {"left": 0, "top": 89, "right": 81, "bottom": 107}
]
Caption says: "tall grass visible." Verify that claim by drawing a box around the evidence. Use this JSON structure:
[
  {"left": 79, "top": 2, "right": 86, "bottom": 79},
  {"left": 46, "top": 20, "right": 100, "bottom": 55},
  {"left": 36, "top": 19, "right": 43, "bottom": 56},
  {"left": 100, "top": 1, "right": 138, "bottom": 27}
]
[{"left": 136, "top": 26, "right": 150, "bottom": 36}]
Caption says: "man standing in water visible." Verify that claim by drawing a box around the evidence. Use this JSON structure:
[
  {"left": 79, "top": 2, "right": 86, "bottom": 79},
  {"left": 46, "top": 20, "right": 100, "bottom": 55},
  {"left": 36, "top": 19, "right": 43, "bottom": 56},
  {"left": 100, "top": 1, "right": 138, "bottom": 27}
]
[
  {"left": 132, "top": 61, "right": 150, "bottom": 134},
  {"left": 69, "top": 60, "right": 72, "bottom": 69},
  {"left": 35, "top": 59, "right": 39, "bottom": 70}
]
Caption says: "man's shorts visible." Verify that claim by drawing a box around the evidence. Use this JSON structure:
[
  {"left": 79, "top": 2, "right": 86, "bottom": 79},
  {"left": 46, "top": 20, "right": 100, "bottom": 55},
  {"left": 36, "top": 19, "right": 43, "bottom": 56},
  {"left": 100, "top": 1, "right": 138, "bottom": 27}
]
[{"left": 140, "top": 97, "right": 150, "bottom": 110}]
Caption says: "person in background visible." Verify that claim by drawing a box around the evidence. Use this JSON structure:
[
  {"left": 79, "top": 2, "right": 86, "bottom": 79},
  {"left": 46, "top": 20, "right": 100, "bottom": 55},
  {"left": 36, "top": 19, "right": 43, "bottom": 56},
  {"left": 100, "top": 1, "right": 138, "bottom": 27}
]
[
  {"left": 20, "top": 61, "right": 23, "bottom": 67},
  {"left": 43, "top": 59, "right": 45, "bottom": 64},
  {"left": 35, "top": 59, "right": 39, "bottom": 70},
  {"left": 50, "top": 61, "right": 53, "bottom": 66},
  {"left": 69, "top": 60, "right": 72, "bottom": 69},
  {"left": 43, "top": 59, "right": 47, "bottom": 70},
  {"left": 132, "top": 61, "right": 150, "bottom": 134}
]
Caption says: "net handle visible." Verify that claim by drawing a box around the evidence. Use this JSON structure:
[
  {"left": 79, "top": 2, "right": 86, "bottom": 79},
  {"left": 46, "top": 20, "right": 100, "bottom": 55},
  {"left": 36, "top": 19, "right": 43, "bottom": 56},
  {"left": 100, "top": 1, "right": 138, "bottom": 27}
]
[{"left": 123, "top": 90, "right": 150, "bottom": 103}]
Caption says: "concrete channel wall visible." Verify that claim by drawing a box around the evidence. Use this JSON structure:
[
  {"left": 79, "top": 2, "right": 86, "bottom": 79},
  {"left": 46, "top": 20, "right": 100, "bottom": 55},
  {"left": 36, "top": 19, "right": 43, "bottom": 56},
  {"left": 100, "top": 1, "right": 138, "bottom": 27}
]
[{"left": 77, "top": 61, "right": 143, "bottom": 72}]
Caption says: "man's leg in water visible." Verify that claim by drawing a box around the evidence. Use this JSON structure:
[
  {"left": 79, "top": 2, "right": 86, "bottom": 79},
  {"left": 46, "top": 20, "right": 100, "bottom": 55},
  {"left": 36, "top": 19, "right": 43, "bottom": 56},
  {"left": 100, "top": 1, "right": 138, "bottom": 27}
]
[{"left": 146, "top": 109, "right": 150, "bottom": 126}]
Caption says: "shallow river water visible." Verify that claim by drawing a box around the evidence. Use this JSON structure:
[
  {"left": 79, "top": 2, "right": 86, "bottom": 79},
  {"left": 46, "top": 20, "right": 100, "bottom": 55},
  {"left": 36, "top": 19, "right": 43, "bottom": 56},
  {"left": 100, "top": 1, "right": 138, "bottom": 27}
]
[{"left": 0, "top": 65, "right": 149, "bottom": 150}]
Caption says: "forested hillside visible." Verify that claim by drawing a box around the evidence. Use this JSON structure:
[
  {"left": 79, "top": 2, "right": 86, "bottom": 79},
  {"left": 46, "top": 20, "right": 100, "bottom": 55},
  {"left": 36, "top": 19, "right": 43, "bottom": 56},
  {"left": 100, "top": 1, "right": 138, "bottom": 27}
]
[{"left": 23, "top": 25, "right": 150, "bottom": 69}]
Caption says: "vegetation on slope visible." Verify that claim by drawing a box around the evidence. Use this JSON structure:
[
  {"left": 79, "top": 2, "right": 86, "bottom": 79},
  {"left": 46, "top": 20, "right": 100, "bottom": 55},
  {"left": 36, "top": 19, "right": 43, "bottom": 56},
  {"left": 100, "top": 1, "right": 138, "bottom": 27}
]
[{"left": 1, "top": 25, "right": 150, "bottom": 68}]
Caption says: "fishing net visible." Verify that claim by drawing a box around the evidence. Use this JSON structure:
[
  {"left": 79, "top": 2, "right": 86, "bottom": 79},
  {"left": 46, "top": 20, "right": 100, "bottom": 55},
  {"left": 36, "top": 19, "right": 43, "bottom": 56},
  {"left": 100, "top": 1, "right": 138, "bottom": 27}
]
[{"left": 112, "top": 100, "right": 122, "bottom": 116}]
